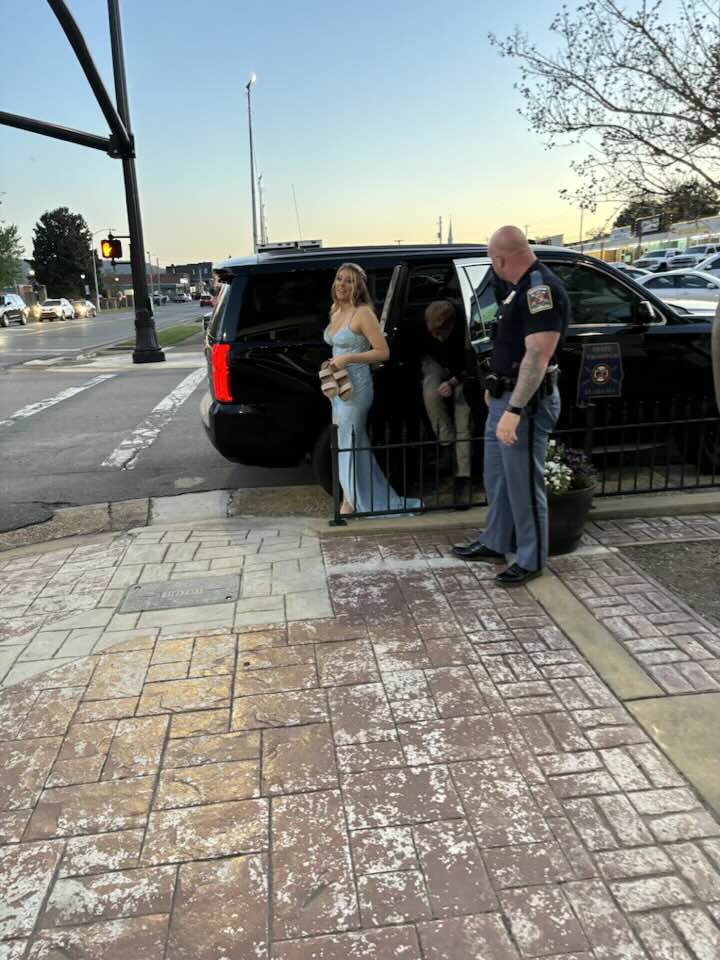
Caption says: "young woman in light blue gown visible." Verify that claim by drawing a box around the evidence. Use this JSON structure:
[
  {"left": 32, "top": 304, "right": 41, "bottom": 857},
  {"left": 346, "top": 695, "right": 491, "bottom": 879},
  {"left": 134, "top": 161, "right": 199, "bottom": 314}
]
[{"left": 324, "top": 263, "right": 422, "bottom": 516}]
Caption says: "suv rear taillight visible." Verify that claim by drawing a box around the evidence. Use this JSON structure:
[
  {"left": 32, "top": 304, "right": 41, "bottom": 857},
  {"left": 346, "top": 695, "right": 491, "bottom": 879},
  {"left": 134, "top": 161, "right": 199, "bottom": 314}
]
[{"left": 210, "top": 344, "right": 233, "bottom": 402}]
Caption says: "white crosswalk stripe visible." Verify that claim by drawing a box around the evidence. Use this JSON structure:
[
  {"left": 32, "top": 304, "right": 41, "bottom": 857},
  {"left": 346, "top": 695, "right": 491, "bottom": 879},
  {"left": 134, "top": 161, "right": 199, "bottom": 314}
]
[
  {"left": 0, "top": 374, "right": 116, "bottom": 429},
  {"left": 101, "top": 366, "right": 206, "bottom": 470}
]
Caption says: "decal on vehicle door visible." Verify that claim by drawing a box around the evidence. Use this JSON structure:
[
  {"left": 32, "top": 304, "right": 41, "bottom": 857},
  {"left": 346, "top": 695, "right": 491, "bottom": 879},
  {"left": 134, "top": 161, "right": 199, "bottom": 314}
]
[{"left": 577, "top": 342, "right": 624, "bottom": 406}]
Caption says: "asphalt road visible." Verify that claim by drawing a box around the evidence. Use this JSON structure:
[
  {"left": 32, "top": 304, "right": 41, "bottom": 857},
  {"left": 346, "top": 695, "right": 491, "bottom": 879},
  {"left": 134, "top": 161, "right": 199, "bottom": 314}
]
[
  {"left": 0, "top": 309, "right": 314, "bottom": 528},
  {"left": 0, "top": 301, "right": 197, "bottom": 370}
]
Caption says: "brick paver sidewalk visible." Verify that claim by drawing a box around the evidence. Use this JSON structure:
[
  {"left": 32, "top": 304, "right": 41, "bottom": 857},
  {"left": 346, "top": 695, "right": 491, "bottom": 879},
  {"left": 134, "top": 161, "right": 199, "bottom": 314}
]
[{"left": 1, "top": 519, "right": 720, "bottom": 958}]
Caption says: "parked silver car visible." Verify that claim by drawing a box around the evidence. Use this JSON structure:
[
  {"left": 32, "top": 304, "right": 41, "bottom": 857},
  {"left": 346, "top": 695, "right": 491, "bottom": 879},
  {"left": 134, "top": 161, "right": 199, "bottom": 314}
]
[
  {"left": 696, "top": 253, "right": 720, "bottom": 278},
  {"left": 636, "top": 269, "right": 720, "bottom": 303},
  {"left": 0, "top": 292, "right": 28, "bottom": 327},
  {"left": 609, "top": 263, "right": 650, "bottom": 280}
]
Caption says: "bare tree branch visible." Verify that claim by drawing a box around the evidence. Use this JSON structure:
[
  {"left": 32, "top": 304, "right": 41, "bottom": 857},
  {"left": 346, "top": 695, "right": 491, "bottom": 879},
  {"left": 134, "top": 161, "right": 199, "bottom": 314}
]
[{"left": 489, "top": 0, "right": 720, "bottom": 208}]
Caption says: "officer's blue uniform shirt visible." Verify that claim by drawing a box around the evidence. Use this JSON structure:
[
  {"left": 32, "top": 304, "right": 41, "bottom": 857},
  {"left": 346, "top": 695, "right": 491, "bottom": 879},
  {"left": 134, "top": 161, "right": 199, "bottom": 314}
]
[{"left": 491, "top": 260, "right": 571, "bottom": 378}]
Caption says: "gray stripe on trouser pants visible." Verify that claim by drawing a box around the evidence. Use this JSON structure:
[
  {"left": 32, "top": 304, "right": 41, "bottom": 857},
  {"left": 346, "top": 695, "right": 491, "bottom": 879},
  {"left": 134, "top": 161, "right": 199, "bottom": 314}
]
[{"left": 481, "top": 389, "right": 561, "bottom": 571}]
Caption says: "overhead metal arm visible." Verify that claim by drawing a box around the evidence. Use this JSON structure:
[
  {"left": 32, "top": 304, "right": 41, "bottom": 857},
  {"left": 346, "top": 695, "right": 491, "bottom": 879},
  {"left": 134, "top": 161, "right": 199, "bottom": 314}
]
[
  {"left": 47, "top": 0, "right": 132, "bottom": 156},
  {"left": 0, "top": 110, "right": 115, "bottom": 154}
]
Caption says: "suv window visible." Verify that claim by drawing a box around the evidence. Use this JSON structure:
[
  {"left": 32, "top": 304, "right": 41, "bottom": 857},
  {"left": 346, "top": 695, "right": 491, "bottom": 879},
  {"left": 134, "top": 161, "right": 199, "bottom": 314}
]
[
  {"left": 461, "top": 265, "right": 495, "bottom": 343},
  {"left": 404, "top": 263, "right": 462, "bottom": 331},
  {"left": 551, "top": 263, "right": 639, "bottom": 325},
  {"left": 207, "top": 282, "right": 230, "bottom": 339},
  {"left": 233, "top": 268, "right": 395, "bottom": 343},
  {"left": 679, "top": 274, "right": 714, "bottom": 289},
  {"left": 645, "top": 276, "right": 674, "bottom": 289}
]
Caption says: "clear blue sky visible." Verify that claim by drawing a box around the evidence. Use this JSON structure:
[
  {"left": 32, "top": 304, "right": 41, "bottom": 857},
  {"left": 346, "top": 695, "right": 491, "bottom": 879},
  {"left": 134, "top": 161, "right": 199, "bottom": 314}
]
[{"left": 3, "top": 0, "right": 608, "bottom": 265}]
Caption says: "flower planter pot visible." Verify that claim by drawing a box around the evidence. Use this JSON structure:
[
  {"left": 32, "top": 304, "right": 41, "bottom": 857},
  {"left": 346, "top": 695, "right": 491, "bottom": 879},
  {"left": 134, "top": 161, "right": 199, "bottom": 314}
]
[{"left": 548, "top": 483, "right": 596, "bottom": 556}]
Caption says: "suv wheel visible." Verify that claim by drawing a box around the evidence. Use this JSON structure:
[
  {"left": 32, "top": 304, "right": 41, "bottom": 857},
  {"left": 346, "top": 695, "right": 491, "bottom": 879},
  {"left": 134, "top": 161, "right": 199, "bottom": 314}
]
[
  {"left": 0, "top": 315, "right": 8, "bottom": 328},
  {"left": 20, "top": 313, "right": 27, "bottom": 325},
  {"left": 311, "top": 424, "right": 334, "bottom": 495}
]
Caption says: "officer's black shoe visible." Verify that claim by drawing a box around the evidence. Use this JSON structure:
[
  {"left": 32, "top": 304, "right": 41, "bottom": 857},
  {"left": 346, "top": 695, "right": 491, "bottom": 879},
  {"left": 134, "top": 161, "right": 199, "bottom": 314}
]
[
  {"left": 450, "top": 541, "right": 505, "bottom": 562},
  {"left": 452, "top": 477, "right": 471, "bottom": 511},
  {"left": 495, "top": 563, "right": 543, "bottom": 587}
]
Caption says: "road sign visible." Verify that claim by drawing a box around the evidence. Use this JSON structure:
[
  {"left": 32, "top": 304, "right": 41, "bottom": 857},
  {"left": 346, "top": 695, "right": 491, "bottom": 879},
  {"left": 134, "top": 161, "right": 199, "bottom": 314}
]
[{"left": 636, "top": 215, "right": 660, "bottom": 237}]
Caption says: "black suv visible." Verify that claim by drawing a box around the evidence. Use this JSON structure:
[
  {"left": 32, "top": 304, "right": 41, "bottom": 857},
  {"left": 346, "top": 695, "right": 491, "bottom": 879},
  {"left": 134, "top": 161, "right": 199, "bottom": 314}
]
[{"left": 202, "top": 243, "right": 717, "bottom": 489}]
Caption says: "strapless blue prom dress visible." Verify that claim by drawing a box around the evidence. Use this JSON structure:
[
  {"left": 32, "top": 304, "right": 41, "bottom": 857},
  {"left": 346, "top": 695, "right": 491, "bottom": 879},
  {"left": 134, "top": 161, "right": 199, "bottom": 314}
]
[{"left": 324, "top": 322, "right": 422, "bottom": 514}]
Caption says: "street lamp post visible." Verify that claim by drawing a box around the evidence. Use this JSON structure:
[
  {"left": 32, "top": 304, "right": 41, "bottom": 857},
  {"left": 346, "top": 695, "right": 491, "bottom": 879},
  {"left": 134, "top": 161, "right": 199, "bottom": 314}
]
[
  {"left": 90, "top": 249, "right": 101, "bottom": 311},
  {"left": 246, "top": 73, "right": 258, "bottom": 254}
]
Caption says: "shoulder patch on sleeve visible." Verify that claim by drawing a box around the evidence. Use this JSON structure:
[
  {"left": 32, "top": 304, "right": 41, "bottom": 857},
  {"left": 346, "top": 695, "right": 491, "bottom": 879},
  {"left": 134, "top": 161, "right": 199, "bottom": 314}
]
[{"left": 527, "top": 284, "right": 554, "bottom": 314}]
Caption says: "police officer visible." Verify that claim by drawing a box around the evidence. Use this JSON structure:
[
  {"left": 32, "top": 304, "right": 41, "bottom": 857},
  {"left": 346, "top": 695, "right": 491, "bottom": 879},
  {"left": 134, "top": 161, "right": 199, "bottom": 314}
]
[{"left": 451, "top": 225, "right": 570, "bottom": 585}]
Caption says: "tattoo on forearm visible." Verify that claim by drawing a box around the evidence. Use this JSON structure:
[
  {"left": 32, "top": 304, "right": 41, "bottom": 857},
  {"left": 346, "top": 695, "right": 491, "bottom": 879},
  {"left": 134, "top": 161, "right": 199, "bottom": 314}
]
[{"left": 510, "top": 347, "right": 547, "bottom": 407}]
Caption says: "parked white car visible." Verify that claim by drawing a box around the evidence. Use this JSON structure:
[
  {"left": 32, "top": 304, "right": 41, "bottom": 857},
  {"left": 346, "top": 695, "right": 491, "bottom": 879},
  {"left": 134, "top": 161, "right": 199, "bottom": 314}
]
[
  {"left": 38, "top": 298, "right": 75, "bottom": 321},
  {"left": 696, "top": 253, "right": 720, "bottom": 278},
  {"left": 633, "top": 249, "right": 678, "bottom": 272},
  {"left": 610, "top": 263, "right": 650, "bottom": 280},
  {"left": 636, "top": 270, "right": 720, "bottom": 303},
  {"left": 668, "top": 244, "right": 720, "bottom": 271}
]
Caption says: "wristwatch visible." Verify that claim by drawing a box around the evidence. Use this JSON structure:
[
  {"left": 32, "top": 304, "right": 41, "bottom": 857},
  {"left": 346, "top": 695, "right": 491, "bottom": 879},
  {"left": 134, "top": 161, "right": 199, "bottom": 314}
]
[{"left": 505, "top": 405, "right": 523, "bottom": 415}]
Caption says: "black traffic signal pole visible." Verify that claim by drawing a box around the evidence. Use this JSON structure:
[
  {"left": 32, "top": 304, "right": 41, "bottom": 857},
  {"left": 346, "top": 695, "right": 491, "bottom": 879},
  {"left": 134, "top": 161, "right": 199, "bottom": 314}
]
[{"left": 0, "top": 0, "right": 164, "bottom": 363}]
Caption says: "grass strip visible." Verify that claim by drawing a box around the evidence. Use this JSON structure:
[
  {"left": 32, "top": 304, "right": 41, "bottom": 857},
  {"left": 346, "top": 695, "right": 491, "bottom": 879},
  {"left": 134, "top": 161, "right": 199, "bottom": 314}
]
[{"left": 113, "top": 323, "right": 203, "bottom": 349}]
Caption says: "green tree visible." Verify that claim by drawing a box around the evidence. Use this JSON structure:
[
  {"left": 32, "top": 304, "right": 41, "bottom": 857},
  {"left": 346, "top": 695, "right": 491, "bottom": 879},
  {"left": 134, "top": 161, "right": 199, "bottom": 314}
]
[
  {"left": 614, "top": 181, "right": 719, "bottom": 230},
  {"left": 614, "top": 197, "right": 663, "bottom": 230},
  {"left": 490, "top": 0, "right": 720, "bottom": 210},
  {"left": 0, "top": 223, "right": 24, "bottom": 290},
  {"left": 32, "top": 207, "right": 94, "bottom": 299}
]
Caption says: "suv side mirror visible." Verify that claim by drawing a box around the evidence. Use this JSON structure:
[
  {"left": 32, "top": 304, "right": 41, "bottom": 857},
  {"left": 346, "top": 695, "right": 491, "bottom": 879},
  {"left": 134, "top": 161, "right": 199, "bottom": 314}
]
[{"left": 637, "top": 300, "right": 656, "bottom": 324}]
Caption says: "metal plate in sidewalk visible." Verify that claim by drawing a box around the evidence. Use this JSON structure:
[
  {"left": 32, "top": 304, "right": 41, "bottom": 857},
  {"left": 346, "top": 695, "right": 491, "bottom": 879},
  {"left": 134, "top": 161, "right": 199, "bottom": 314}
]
[{"left": 120, "top": 575, "right": 240, "bottom": 613}]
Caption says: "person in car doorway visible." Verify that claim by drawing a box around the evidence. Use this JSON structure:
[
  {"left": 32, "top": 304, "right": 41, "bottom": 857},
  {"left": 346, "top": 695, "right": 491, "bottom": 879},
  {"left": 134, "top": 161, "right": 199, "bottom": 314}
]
[
  {"left": 451, "top": 226, "right": 569, "bottom": 586},
  {"left": 323, "top": 263, "right": 422, "bottom": 516},
  {"left": 421, "top": 300, "right": 472, "bottom": 506}
]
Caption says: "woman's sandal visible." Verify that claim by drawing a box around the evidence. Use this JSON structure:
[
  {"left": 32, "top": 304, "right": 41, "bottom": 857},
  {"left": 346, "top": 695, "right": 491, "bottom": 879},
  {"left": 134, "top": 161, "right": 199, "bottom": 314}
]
[
  {"left": 332, "top": 366, "right": 353, "bottom": 402},
  {"left": 319, "top": 362, "right": 338, "bottom": 400}
]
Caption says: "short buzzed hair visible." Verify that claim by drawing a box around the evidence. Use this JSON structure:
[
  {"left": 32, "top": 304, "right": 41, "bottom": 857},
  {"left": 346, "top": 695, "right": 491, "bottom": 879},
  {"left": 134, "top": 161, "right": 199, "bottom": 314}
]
[{"left": 489, "top": 225, "right": 531, "bottom": 257}]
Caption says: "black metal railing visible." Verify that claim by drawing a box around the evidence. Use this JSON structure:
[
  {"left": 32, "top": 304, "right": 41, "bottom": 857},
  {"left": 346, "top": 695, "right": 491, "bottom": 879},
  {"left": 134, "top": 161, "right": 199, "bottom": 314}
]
[{"left": 329, "top": 397, "right": 720, "bottom": 524}]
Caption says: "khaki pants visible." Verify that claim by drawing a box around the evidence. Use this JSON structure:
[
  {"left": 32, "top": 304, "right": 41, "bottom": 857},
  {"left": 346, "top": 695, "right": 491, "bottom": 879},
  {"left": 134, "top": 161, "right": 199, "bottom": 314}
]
[{"left": 422, "top": 356, "right": 472, "bottom": 477}]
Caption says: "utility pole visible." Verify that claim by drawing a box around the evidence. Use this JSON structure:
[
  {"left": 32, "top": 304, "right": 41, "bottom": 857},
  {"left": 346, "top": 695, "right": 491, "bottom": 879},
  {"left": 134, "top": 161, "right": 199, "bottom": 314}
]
[
  {"left": 108, "top": 0, "right": 163, "bottom": 362},
  {"left": 91, "top": 248, "right": 101, "bottom": 311},
  {"left": 258, "top": 173, "right": 268, "bottom": 247},
  {"left": 1, "top": 4, "right": 164, "bottom": 359},
  {"left": 146, "top": 250, "right": 154, "bottom": 299},
  {"left": 246, "top": 73, "right": 258, "bottom": 253},
  {"left": 437, "top": 216, "right": 443, "bottom": 244}
]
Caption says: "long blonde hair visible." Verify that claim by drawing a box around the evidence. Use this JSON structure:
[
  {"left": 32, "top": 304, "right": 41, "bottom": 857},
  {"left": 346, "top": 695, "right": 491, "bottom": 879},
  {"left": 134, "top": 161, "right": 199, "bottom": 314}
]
[{"left": 330, "top": 262, "right": 372, "bottom": 315}]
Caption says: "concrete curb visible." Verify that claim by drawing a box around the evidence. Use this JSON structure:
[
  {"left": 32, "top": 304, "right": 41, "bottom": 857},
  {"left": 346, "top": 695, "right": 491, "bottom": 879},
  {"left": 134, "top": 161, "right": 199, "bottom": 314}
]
[
  {"left": 2, "top": 485, "right": 720, "bottom": 552},
  {"left": 528, "top": 572, "right": 663, "bottom": 701}
]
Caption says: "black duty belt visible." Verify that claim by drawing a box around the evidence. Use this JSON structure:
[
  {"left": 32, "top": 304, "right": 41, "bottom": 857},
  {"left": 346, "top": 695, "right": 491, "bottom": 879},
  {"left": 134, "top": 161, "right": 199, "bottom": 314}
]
[{"left": 485, "top": 367, "right": 559, "bottom": 400}]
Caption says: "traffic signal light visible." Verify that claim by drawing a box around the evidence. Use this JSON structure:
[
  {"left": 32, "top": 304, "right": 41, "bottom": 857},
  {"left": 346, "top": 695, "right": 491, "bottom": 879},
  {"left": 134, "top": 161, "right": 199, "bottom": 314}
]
[{"left": 100, "top": 237, "right": 122, "bottom": 259}]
